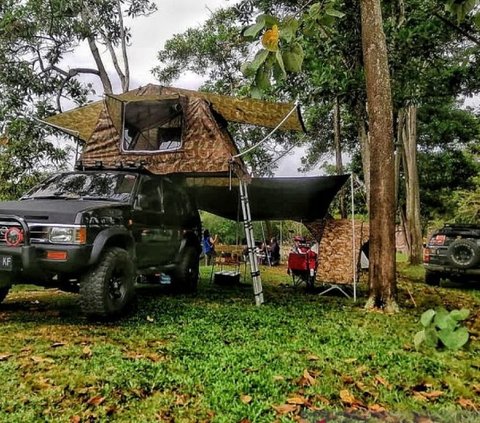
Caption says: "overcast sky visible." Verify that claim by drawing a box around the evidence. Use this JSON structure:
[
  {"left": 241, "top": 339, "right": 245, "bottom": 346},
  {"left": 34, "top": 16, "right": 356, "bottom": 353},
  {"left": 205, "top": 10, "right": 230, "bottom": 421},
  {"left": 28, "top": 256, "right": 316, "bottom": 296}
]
[{"left": 68, "top": 0, "right": 317, "bottom": 176}]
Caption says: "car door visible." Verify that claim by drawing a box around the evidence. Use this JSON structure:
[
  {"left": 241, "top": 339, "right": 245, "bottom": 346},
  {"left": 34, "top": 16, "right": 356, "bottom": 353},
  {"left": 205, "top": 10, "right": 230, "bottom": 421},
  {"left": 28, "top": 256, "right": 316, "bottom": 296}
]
[
  {"left": 158, "top": 178, "right": 183, "bottom": 262},
  {"left": 131, "top": 176, "right": 171, "bottom": 268}
]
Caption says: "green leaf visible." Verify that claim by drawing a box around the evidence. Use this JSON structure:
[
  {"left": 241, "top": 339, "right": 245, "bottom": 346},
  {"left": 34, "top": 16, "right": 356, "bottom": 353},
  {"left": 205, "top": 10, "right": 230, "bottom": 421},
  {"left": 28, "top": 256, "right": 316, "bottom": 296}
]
[
  {"left": 249, "top": 49, "right": 270, "bottom": 73},
  {"left": 438, "top": 327, "right": 469, "bottom": 350},
  {"left": 450, "top": 308, "right": 470, "bottom": 321},
  {"left": 240, "top": 61, "right": 255, "bottom": 77},
  {"left": 414, "top": 330, "right": 426, "bottom": 349},
  {"left": 250, "top": 85, "right": 263, "bottom": 99},
  {"left": 420, "top": 309, "right": 436, "bottom": 327},
  {"left": 283, "top": 43, "right": 304, "bottom": 73},
  {"left": 424, "top": 327, "right": 439, "bottom": 348},
  {"left": 279, "top": 17, "right": 299, "bottom": 43},
  {"left": 243, "top": 21, "right": 265, "bottom": 39},
  {"left": 255, "top": 65, "right": 271, "bottom": 91},
  {"left": 275, "top": 50, "right": 286, "bottom": 79},
  {"left": 325, "top": 7, "right": 345, "bottom": 18},
  {"left": 434, "top": 309, "right": 457, "bottom": 331}
]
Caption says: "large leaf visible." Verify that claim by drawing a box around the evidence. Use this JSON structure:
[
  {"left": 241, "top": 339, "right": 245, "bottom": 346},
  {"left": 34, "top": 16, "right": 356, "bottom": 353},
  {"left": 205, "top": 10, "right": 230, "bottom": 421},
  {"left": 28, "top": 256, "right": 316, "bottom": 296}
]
[
  {"left": 275, "top": 49, "right": 286, "bottom": 78},
  {"left": 255, "top": 65, "right": 271, "bottom": 90},
  {"left": 414, "top": 329, "right": 426, "bottom": 349},
  {"left": 434, "top": 309, "right": 457, "bottom": 331},
  {"left": 241, "top": 50, "right": 269, "bottom": 77},
  {"left": 283, "top": 43, "right": 304, "bottom": 73},
  {"left": 420, "top": 309, "right": 436, "bottom": 327},
  {"left": 325, "top": 7, "right": 345, "bottom": 18},
  {"left": 243, "top": 21, "right": 265, "bottom": 39},
  {"left": 250, "top": 49, "right": 270, "bottom": 73},
  {"left": 438, "top": 327, "right": 469, "bottom": 350},
  {"left": 424, "top": 327, "right": 439, "bottom": 348},
  {"left": 450, "top": 308, "right": 470, "bottom": 321},
  {"left": 280, "top": 17, "right": 299, "bottom": 43}
]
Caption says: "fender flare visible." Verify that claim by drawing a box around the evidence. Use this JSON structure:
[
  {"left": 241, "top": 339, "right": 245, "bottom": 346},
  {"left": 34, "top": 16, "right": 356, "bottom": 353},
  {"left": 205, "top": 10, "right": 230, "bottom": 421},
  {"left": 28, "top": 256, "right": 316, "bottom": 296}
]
[{"left": 88, "top": 227, "right": 136, "bottom": 266}]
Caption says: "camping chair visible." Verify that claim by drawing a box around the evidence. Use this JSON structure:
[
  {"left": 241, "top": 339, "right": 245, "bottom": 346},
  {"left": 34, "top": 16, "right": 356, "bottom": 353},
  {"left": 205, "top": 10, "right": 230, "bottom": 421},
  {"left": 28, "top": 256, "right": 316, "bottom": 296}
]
[{"left": 287, "top": 237, "right": 318, "bottom": 289}]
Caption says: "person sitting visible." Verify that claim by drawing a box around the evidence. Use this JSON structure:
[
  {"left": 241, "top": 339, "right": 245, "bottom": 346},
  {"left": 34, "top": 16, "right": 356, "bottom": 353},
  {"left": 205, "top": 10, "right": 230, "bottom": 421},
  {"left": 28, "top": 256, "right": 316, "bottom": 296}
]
[{"left": 291, "top": 235, "right": 307, "bottom": 254}]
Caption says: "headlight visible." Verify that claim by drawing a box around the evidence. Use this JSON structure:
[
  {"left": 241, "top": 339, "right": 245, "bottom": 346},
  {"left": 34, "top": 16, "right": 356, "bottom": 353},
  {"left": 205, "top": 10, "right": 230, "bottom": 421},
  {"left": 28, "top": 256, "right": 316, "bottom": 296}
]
[{"left": 49, "top": 226, "right": 86, "bottom": 244}]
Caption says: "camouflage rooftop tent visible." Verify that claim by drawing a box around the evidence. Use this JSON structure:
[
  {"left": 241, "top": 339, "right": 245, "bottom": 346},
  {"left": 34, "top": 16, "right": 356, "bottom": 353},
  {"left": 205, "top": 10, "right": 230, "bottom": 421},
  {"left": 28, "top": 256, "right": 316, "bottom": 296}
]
[{"left": 45, "top": 84, "right": 305, "bottom": 177}]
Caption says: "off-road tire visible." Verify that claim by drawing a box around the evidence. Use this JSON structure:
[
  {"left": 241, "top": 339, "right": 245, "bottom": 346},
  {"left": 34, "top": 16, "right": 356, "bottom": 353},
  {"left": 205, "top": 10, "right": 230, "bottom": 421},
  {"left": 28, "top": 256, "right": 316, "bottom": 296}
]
[
  {"left": 172, "top": 246, "right": 199, "bottom": 293},
  {"left": 0, "top": 286, "right": 10, "bottom": 303},
  {"left": 80, "top": 247, "right": 136, "bottom": 318},
  {"left": 447, "top": 239, "right": 480, "bottom": 269},
  {"left": 425, "top": 270, "right": 441, "bottom": 286}
]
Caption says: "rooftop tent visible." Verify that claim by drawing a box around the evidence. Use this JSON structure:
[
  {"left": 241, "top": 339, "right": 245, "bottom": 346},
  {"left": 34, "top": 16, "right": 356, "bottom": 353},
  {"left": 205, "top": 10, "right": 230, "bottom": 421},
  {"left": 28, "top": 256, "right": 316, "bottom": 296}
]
[
  {"left": 186, "top": 174, "right": 350, "bottom": 221},
  {"left": 44, "top": 84, "right": 305, "bottom": 177}
]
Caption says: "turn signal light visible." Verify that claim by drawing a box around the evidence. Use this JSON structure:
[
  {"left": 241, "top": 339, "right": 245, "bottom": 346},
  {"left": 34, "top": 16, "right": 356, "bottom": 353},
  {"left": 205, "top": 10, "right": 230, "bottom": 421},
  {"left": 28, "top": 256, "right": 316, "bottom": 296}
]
[{"left": 46, "top": 251, "right": 68, "bottom": 260}]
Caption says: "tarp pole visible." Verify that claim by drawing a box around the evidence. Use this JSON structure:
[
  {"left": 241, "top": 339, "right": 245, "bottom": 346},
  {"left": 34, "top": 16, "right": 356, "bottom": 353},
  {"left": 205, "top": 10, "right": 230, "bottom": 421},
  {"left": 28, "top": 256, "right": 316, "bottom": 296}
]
[
  {"left": 351, "top": 174, "right": 357, "bottom": 302},
  {"left": 239, "top": 180, "right": 264, "bottom": 306}
]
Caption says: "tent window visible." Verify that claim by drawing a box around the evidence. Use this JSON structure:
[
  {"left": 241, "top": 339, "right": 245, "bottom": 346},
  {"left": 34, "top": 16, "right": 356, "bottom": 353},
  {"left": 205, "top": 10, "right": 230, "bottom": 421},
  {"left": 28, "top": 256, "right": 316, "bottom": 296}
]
[{"left": 122, "top": 99, "right": 183, "bottom": 153}]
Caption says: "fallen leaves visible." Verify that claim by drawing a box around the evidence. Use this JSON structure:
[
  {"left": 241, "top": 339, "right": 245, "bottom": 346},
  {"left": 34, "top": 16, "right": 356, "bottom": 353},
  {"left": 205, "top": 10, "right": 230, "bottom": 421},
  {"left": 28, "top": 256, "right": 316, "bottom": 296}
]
[
  {"left": 410, "top": 382, "right": 444, "bottom": 402},
  {"left": 457, "top": 397, "right": 478, "bottom": 411},
  {"left": 0, "top": 353, "right": 12, "bottom": 361},
  {"left": 298, "top": 369, "right": 317, "bottom": 387},
  {"left": 87, "top": 395, "right": 106, "bottom": 407},
  {"left": 240, "top": 394, "right": 252, "bottom": 404}
]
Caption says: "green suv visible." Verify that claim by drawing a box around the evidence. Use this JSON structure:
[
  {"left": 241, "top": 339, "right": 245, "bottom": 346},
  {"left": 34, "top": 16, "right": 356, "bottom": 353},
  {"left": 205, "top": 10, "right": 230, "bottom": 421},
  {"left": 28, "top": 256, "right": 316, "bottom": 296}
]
[
  {"left": 0, "top": 169, "right": 202, "bottom": 318},
  {"left": 423, "top": 223, "right": 480, "bottom": 286}
]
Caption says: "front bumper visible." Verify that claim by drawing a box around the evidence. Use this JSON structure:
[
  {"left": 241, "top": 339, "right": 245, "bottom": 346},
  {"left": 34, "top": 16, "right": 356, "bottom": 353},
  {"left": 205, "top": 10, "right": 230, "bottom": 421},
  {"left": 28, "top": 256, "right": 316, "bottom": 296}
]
[
  {"left": 0, "top": 244, "right": 93, "bottom": 279},
  {"left": 0, "top": 214, "right": 92, "bottom": 285}
]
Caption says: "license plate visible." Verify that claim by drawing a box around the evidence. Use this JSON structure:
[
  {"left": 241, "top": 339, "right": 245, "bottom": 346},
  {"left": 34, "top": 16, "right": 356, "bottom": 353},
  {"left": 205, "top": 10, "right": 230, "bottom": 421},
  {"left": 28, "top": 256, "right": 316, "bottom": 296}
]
[{"left": 0, "top": 255, "right": 13, "bottom": 271}]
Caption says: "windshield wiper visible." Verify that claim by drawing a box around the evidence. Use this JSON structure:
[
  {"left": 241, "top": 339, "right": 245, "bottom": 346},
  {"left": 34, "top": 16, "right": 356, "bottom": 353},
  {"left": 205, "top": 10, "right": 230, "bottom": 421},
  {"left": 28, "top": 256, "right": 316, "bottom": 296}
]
[{"left": 81, "top": 196, "right": 122, "bottom": 202}]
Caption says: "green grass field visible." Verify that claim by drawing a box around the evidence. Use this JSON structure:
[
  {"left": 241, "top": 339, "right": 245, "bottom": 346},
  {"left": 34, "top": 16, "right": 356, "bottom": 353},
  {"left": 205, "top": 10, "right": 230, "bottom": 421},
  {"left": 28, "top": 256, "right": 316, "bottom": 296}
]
[{"left": 0, "top": 263, "right": 478, "bottom": 422}]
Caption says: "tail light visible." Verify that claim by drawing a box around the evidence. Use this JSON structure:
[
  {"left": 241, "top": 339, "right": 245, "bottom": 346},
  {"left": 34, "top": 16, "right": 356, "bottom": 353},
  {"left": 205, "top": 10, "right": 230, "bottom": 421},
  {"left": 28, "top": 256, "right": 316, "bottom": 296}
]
[
  {"left": 431, "top": 235, "right": 446, "bottom": 246},
  {"left": 423, "top": 248, "right": 431, "bottom": 263}
]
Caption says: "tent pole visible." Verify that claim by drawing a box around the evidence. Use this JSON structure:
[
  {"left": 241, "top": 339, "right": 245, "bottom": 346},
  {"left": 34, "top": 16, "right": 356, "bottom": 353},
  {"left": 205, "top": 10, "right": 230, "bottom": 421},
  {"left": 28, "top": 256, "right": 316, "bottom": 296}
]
[
  {"left": 239, "top": 180, "right": 264, "bottom": 306},
  {"left": 351, "top": 173, "right": 357, "bottom": 302}
]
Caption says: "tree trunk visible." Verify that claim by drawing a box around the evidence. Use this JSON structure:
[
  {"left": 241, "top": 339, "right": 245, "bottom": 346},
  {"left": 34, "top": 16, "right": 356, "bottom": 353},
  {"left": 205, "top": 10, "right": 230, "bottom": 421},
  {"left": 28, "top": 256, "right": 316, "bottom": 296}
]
[
  {"left": 86, "top": 36, "right": 113, "bottom": 94},
  {"left": 360, "top": 0, "right": 398, "bottom": 313},
  {"left": 356, "top": 104, "right": 371, "bottom": 211},
  {"left": 334, "top": 97, "right": 346, "bottom": 218},
  {"left": 402, "top": 105, "right": 423, "bottom": 264}
]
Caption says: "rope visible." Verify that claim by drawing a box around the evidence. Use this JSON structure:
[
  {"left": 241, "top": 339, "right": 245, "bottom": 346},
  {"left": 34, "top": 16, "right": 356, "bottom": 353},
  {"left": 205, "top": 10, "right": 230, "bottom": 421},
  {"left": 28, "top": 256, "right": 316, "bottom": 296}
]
[{"left": 232, "top": 100, "right": 300, "bottom": 159}]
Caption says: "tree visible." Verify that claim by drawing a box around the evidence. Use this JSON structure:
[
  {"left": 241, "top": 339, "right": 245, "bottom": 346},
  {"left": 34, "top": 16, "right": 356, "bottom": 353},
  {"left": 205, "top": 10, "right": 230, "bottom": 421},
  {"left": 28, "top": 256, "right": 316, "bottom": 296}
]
[
  {"left": 359, "top": 0, "right": 397, "bottom": 312},
  {"left": 0, "top": 0, "right": 156, "bottom": 199}
]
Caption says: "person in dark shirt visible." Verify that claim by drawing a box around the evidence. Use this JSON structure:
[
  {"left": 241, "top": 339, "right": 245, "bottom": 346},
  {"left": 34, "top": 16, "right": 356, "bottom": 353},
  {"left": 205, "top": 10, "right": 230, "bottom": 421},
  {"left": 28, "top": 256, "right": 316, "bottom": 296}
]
[{"left": 269, "top": 236, "right": 280, "bottom": 266}]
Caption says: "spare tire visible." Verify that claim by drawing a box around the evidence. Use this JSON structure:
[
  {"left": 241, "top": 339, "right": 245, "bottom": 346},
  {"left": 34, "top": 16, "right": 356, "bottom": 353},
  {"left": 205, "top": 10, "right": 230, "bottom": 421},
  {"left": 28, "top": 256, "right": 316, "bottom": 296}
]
[{"left": 447, "top": 239, "right": 480, "bottom": 269}]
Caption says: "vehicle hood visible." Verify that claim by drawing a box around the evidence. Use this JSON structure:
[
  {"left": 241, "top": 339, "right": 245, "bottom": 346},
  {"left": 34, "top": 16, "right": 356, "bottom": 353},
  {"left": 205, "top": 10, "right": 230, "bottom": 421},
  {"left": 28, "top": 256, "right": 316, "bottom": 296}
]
[{"left": 0, "top": 199, "right": 126, "bottom": 224}]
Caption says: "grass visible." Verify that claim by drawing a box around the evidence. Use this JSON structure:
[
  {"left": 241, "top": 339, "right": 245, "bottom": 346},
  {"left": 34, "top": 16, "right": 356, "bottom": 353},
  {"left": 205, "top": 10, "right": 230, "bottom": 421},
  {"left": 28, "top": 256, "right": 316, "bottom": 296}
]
[{"left": 0, "top": 262, "right": 479, "bottom": 422}]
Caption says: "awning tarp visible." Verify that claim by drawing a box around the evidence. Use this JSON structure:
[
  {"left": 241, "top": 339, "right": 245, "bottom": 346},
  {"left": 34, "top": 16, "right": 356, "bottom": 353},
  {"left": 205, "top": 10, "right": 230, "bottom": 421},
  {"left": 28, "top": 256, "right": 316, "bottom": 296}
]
[{"left": 186, "top": 174, "right": 349, "bottom": 221}]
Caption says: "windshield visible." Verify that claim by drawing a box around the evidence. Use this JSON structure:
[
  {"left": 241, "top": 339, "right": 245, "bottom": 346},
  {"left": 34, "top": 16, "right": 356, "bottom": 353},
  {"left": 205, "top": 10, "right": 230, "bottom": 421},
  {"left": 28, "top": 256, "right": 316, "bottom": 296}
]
[{"left": 22, "top": 172, "right": 137, "bottom": 202}]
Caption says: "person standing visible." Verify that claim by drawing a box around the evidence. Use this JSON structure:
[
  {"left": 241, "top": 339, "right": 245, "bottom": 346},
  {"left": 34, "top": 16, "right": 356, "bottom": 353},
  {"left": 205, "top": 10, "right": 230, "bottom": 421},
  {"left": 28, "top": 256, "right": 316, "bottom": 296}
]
[
  {"left": 203, "top": 229, "right": 218, "bottom": 266},
  {"left": 269, "top": 236, "right": 280, "bottom": 266}
]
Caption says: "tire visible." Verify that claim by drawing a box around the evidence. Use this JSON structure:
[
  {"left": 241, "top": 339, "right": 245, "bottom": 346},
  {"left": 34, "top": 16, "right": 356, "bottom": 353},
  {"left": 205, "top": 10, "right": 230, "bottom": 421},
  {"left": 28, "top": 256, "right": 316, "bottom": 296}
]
[
  {"left": 447, "top": 239, "right": 480, "bottom": 269},
  {"left": 425, "top": 270, "right": 441, "bottom": 286},
  {"left": 0, "top": 286, "right": 10, "bottom": 303},
  {"left": 80, "top": 247, "right": 136, "bottom": 318},
  {"left": 172, "top": 246, "right": 199, "bottom": 293}
]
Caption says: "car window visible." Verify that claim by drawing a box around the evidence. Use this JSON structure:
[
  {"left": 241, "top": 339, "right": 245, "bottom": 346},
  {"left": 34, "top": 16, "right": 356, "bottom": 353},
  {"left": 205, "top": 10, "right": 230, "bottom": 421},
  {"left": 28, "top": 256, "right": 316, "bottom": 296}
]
[{"left": 137, "top": 178, "right": 162, "bottom": 212}]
